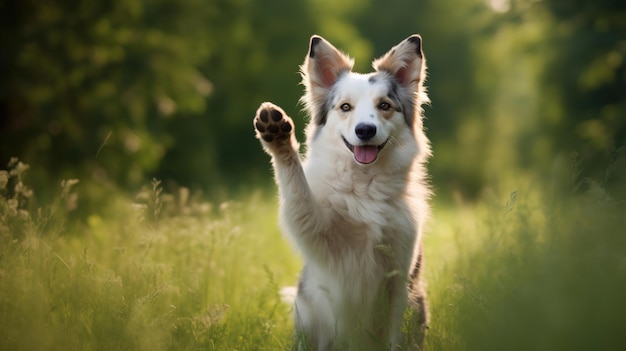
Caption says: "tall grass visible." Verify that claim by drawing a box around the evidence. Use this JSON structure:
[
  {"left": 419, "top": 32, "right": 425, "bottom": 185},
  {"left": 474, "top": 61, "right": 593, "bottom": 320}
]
[
  {"left": 1, "top": 152, "right": 625, "bottom": 350},
  {"left": 425, "top": 150, "right": 626, "bottom": 351},
  {"left": 0, "top": 159, "right": 299, "bottom": 351}
]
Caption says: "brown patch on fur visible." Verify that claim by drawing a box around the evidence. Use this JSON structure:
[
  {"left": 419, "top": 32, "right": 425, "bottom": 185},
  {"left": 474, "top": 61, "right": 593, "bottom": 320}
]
[
  {"left": 377, "top": 98, "right": 396, "bottom": 120},
  {"left": 373, "top": 35, "right": 428, "bottom": 128}
]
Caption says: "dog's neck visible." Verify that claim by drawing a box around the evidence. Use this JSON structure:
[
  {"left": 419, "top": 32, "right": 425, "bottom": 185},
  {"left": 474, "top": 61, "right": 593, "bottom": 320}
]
[{"left": 306, "top": 153, "right": 415, "bottom": 200}]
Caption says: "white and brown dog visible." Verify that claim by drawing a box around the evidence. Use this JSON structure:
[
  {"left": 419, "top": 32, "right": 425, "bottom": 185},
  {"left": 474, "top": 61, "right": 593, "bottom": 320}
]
[{"left": 254, "top": 34, "right": 431, "bottom": 350}]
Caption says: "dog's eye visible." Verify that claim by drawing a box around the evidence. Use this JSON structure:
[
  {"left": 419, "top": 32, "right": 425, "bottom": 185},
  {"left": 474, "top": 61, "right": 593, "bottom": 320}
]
[
  {"left": 340, "top": 103, "right": 352, "bottom": 112},
  {"left": 378, "top": 102, "right": 392, "bottom": 111}
]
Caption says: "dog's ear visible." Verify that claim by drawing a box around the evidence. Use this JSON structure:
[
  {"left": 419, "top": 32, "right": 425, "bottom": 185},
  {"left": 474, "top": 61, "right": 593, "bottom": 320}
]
[
  {"left": 373, "top": 35, "right": 426, "bottom": 91},
  {"left": 302, "top": 35, "right": 354, "bottom": 89},
  {"left": 301, "top": 35, "right": 354, "bottom": 125}
]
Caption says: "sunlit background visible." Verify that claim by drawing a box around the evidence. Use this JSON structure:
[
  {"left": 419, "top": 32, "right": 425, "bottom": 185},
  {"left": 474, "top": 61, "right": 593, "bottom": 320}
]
[{"left": 1, "top": 0, "right": 625, "bottom": 350}]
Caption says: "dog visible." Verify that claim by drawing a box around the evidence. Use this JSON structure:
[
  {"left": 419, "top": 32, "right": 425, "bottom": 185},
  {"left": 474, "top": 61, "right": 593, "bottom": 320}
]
[{"left": 254, "top": 34, "right": 431, "bottom": 350}]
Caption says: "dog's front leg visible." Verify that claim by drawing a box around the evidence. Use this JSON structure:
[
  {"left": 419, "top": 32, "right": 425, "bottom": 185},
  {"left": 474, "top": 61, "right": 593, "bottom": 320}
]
[{"left": 254, "top": 102, "right": 328, "bottom": 248}]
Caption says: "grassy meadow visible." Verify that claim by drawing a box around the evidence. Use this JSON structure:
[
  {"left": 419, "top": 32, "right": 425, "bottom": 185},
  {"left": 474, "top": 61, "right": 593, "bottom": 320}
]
[
  {"left": 0, "top": 160, "right": 299, "bottom": 350},
  {"left": 1, "top": 154, "right": 625, "bottom": 351}
]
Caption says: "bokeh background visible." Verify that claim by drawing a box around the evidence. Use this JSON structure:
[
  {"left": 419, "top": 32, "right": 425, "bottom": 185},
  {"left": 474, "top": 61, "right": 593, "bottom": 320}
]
[{"left": 3, "top": 0, "right": 625, "bottom": 203}]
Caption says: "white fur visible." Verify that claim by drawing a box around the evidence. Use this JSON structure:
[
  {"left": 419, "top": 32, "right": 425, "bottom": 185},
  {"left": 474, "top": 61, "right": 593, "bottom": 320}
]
[{"left": 255, "top": 34, "right": 431, "bottom": 351}]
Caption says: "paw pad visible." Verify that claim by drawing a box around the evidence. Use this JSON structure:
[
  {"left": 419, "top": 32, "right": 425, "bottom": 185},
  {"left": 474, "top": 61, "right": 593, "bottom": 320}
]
[{"left": 254, "top": 103, "right": 294, "bottom": 144}]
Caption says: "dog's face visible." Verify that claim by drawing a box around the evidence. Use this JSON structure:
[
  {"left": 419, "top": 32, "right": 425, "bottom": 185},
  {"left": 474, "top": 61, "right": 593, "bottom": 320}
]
[
  {"left": 327, "top": 72, "right": 404, "bottom": 164},
  {"left": 301, "top": 35, "right": 428, "bottom": 166}
]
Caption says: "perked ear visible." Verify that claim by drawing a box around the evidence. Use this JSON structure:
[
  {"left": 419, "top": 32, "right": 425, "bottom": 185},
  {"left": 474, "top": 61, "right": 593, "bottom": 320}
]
[
  {"left": 373, "top": 35, "right": 425, "bottom": 90},
  {"left": 302, "top": 35, "right": 354, "bottom": 89},
  {"left": 301, "top": 35, "right": 354, "bottom": 125}
]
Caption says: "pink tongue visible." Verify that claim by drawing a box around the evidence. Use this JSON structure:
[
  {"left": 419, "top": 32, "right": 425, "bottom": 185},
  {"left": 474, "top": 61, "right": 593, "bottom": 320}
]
[{"left": 354, "top": 145, "right": 378, "bottom": 164}]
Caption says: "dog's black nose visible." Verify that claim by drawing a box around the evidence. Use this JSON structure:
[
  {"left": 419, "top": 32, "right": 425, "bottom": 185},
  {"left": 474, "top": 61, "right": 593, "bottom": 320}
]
[{"left": 355, "top": 123, "right": 377, "bottom": 140}]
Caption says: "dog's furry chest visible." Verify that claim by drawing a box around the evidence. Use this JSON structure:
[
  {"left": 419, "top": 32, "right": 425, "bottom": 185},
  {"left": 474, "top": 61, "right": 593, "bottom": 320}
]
[
  {"left": 306, "top": 158, "right": 410, "bottom": 220},
  {"left": 303, "top": 162, "right": 418, "bottom": 273}
]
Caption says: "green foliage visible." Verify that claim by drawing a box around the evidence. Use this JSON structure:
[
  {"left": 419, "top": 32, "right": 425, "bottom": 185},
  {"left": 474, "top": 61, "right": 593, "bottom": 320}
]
[
  {"left": 3, "top": 0, "right": 624, "bottom": 197},
  {"left": 1, "top": 0, "right": 214, "bottom": 186},
  {"left": 539, "top": 0, "right": 626, "bottom": 165}
]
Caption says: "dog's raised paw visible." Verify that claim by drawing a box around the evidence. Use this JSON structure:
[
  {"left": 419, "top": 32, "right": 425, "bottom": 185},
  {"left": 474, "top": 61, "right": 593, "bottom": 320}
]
[{"left": 254, "top": 102, "right": 294, "bottom": 145}]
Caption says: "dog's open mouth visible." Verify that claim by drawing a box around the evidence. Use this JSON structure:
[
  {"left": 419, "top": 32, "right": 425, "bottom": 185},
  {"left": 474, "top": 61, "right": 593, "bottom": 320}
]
[{"left": 342, "top": 136, "right": 389, "bottom": 164}]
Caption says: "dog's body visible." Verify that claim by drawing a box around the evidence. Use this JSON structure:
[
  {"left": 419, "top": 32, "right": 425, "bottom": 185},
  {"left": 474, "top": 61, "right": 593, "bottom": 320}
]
[{"left": 254, "top": 35, "right": 431, "bottom": 350}]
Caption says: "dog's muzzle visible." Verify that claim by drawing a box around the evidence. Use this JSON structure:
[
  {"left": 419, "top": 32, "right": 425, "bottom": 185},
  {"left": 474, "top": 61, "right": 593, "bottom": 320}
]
[{"left": 342, "top": 136, "right": 389, "bottom": 164}]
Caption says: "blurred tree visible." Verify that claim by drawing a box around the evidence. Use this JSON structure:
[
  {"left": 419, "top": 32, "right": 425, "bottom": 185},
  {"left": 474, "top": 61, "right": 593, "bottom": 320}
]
[
  {"left": 2, "top": 0, "right": 623, "bottom": 201},
  {"left": 158, "top": 0, "right": 319, "bottom": 190},
  {"left": 536, "top": 0, "right": 626, "bottom": 183},
  {"left": 0, "top": 0, "right": 217, "bottom": 193},
  {"left": 0, "top": 0, "right": 343, "bottom": 195}
]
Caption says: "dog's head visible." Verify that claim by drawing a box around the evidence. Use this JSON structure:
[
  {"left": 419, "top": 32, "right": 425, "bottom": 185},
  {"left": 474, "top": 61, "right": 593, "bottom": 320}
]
[{"left": 301, "top": 35, "right": 429, "bottom": 166}]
